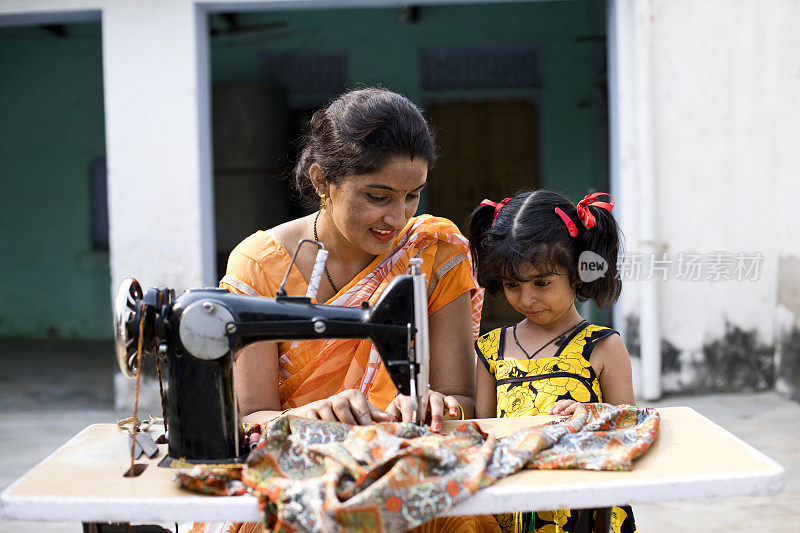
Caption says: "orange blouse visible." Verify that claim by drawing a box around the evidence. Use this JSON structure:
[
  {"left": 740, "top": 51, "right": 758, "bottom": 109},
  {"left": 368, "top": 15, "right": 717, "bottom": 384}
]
[{"left": 220, "top": 215, "right": 484, "bottom": 411}]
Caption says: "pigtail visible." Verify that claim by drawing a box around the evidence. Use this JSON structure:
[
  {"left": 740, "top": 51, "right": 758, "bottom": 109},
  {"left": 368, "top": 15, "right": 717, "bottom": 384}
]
[
  {"left": 468, "top": 202, "right": 498, "bottom": 290},
  {"left": 576, "top": 202, "right": 622, "bottom": 308}
]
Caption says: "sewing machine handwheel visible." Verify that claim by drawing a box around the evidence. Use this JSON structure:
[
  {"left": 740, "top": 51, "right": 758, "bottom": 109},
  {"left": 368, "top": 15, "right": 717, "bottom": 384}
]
[{"left": 114, "top": 278, "right": 144, "bottom": 378}]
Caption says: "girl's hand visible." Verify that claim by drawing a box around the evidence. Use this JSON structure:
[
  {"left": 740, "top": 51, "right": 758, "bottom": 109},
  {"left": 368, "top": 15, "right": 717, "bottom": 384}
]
[
  {"left": 289, "top": 389, "right": 392, "bottom": 425},
  {"left": 548, "top": 399, "right": 582, "bottom": 416},
  {"left": 385, "top": 391, "right": 462, "bottom": 432}
]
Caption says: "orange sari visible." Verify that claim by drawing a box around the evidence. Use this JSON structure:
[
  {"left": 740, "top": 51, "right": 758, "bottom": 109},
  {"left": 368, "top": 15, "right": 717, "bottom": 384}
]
[{"left": 220, "top": 215, "right": 484, "bottom": 411}]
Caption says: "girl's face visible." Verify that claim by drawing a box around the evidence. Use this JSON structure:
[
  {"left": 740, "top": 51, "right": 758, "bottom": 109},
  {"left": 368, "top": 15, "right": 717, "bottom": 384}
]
[
  {"left": 502, "top": 263, "right": 578, "bottom": 328},
  {"left": 320, "top": 156, "right": 428, "bottom": 258}
]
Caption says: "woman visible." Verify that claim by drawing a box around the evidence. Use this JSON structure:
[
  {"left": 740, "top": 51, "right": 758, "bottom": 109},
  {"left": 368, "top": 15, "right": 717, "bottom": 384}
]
[
  {"left": 222, "top": 88, "right": 483, "bottom": 428},
  {"left": 197, "top": 88, "right": 498, "bottom": 532}
]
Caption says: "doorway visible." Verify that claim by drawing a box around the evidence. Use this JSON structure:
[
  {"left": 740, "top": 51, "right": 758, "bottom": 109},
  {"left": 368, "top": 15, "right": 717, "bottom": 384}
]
[{"left": 426, "top": 100, "right": 540, "bottom": 331}]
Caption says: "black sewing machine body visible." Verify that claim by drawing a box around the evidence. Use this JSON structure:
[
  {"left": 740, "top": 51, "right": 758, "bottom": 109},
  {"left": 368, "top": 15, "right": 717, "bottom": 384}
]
[{"left": 114, "top": 272, "right": 425, "bottom": 464}]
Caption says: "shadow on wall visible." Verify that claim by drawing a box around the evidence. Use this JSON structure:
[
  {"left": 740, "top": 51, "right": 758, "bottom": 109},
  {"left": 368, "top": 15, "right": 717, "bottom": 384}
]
[
  {"left": 626, "top": 315, "right": 783, "bottom": 397},
  {"left": 777, "top": 327, "right": 800, "bottom": 402},
  {"left": 695, "top": 322, "right": 774, "bottom": 392}
]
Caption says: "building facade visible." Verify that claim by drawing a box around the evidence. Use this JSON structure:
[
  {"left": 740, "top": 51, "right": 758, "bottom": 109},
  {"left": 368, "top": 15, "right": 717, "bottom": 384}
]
[{"left": 1, "top": 0, "right": 798, "bottom": 401}]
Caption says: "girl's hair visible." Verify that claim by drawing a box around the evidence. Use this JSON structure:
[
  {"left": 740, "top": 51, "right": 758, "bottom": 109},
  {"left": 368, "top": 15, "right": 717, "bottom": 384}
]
[
  {"left": 468, "top": 190, "right": 622, "bottom": 308},
  {"left": 293, "top": 88, "right": 437, "bottom": 201}
]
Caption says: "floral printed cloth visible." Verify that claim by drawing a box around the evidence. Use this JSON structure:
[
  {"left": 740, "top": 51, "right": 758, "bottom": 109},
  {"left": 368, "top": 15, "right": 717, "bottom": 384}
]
[{"left": 176, "top": 403, "right": 659, "bottom": 533}]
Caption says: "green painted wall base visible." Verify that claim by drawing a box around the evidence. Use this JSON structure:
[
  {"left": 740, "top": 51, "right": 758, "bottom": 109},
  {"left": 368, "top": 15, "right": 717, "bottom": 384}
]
[{"left": 0, "top": 22, "right": 110, "bottom": 339}]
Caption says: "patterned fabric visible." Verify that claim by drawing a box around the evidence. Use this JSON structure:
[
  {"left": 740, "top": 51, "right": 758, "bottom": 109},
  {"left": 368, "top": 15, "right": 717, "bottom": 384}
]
[
  {"left": 475, "top": 324, "right": 638, "bottom": 533},
  {"left": 221, "top": 215, "right": 484, "bottom": 411},
  {"left": 177, "top": 403, "right": 659, "bottom": 533}
]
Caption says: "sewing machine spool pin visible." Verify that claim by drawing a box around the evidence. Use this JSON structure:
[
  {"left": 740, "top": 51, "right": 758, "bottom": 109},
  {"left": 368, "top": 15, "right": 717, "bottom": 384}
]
[{"left": 276, "top": 238, "right": 326, "bottom": 300}]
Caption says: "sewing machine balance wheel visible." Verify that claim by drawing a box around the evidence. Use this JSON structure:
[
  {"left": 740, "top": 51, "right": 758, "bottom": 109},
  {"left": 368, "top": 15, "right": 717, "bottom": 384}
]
[{"left": 113, "top": 278, "right": 145, "bottom": 379}]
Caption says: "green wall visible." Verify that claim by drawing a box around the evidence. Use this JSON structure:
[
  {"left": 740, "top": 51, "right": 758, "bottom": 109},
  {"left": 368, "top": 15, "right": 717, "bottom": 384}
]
[
  {"left": 210, "top": 0, "right": 608, "bottom": 199},
  {"left": 0, "top": 22, "right": 110, "bottom": 339}
]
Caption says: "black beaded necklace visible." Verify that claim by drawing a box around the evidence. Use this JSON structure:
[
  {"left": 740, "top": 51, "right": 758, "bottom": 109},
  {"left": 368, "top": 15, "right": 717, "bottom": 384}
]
[
  {"left": 512, "top": 319, "right": 587, "bottom": 359},
  {"left": 313, "top": 210, "right": 339, "bottom": 294}
]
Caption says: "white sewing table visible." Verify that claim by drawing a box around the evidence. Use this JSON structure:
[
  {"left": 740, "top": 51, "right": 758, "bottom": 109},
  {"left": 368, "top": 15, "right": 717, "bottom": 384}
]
[{"left": 0, "top": 407, "right": 784, "bottom": 524}]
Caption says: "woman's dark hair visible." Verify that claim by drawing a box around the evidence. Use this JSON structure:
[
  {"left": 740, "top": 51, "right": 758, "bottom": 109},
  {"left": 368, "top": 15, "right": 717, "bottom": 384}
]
[
  {"left": 468, "top": 190, "right": 622, "bottom": 309},
  {"left": 293, "top": 88, "right": 437, "bottom": 201}
]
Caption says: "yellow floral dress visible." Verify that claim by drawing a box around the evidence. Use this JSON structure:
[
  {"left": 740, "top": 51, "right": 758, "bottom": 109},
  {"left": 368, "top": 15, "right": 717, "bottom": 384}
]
[{"left": 475, "top": 324, "right": 637, "bottom": 533}]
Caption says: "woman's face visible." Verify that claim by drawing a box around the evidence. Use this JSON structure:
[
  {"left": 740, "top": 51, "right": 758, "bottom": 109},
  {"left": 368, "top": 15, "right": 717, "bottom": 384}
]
[{"left": 321, "top": 156, "right": 428, "bottom": 258}]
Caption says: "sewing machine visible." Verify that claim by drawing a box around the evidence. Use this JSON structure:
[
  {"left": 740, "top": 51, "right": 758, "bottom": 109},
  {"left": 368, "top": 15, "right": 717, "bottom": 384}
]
[{"left": 113, "top": 242, "right": 430, "bottom": 465}]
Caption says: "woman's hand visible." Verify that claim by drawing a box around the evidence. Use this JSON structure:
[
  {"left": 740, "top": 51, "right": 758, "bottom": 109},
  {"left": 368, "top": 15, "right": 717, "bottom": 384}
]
[
  {"left": 288, "top": 389, "right": 392, "bottom": 425},
  {"left": 547, "top": 399, "right": 583, "bottom": 416},
  {"left": 385, "top": 391, "right": 462, "bottom": 432}
]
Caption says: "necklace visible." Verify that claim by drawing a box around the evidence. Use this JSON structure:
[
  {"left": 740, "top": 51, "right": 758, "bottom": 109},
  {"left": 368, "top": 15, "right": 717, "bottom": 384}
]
[
  {"left": 512, "top": 319, "right": 587, "bottom": 359},
  {"left": 313, "top": 210, "right": 339, "bottom": 293}
]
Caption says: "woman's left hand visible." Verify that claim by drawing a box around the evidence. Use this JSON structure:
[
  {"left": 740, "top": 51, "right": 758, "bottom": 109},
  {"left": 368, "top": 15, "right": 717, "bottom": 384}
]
[{"left": 385, "top": 391, "right": 462, "bottom": 432}]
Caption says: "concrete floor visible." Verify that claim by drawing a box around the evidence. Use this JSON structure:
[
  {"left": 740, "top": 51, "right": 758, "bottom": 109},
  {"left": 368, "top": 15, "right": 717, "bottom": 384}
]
[
  {"left": 1, "top": 340, "right": 798, "bottom": 532},
  {"left": 636, "top": 392, "right": 800, "bottom": 531}
]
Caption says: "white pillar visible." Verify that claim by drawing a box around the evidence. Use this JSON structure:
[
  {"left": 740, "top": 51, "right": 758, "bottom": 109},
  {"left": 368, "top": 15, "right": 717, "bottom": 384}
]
[
  {"left": 608, "top": 0, "right": 662, "bottom": 400},
  {"left": 103, "top": 0, "right": 216, "bottom": 293}
]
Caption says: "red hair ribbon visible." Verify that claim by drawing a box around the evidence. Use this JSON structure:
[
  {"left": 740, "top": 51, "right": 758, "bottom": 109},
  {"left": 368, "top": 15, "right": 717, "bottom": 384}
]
[
  {"left": 576, "top": 192, "right": 614, "bottom": 230},
  {"left": 554, "top": 207, "right": 578, "bottom": 237},
  {"left": 480, "top": 197, "right": 512, "bottom": 224}
]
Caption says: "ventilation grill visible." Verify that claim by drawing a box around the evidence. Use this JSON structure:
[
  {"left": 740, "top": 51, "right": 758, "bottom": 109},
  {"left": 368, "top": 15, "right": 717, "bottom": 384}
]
[
  {"left": 420, "top": 47, "right": 542, "bottom": 90},
  {"left": 261, "top": 50, "right": 347, "bottom": 94}
]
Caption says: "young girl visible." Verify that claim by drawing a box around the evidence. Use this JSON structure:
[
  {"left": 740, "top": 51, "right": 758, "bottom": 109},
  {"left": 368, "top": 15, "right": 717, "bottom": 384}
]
[{"left": 469, "top": 190, "right": 636, "bottom": 533}]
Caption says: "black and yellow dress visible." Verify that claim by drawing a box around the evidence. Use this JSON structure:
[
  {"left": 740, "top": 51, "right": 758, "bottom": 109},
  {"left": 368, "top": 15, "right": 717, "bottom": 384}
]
[{"left": 475, "top": 323, "right": 637, "bottom": 533}]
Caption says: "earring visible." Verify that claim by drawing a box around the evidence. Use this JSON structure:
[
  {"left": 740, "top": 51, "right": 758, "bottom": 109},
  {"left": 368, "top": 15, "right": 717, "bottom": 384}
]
[{"left": 319, "top": 194, "right": 327, "bottom": 209}]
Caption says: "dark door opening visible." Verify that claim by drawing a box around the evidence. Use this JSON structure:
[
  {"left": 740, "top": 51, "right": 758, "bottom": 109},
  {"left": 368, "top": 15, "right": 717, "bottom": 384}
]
[{"left": 426, "top": 100, "right": 540, "bottom": 331}]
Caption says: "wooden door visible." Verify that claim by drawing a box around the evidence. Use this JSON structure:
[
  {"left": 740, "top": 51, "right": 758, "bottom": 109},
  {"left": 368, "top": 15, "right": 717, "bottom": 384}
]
[{"left": 426, "top": 101, "right": 539, "bottom": 332}]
